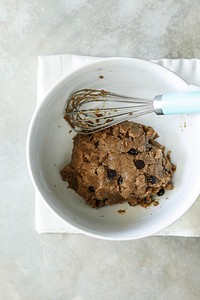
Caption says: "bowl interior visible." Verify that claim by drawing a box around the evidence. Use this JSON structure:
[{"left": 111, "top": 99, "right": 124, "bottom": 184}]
[{"left": 28, "top": 58, "right": 200, "bottom": 239}]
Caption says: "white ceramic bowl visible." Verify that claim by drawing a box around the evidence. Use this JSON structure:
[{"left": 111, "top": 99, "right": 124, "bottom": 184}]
[{"left": 27, "top": 58, "right": 200, "bottom": 240}]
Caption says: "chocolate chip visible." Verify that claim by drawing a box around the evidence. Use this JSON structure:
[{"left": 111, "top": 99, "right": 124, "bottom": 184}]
[
  {"left": 117, "top": 176, "right": 123, "bottom": 184},
  {"left": 88, "top": 186, "right": 95, "bottom": 193},
  {"left": 95, "top": 199, "right": 102, "bottom": 206},
  {"left": 135, "top": 160, "right": 145, "bottom": 169},
  {"left": 107, "top": 169, "right": 117, "bottom": 179},
  {"left": 157, "top": 188, "right": 165, "bottom": 196},
  {"left": 96, "top": 198, "right": 107, "bottom": 207},
  {"left": 149, "top": 176, "right": 157, "bottom": 184},
  {"left": 128, "top": 148, "right": 138, "bottom": 155}
]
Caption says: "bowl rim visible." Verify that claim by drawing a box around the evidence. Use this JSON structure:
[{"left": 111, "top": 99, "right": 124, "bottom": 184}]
[{"left": 26, "top": 57, "right": 200, "bottom": 240}]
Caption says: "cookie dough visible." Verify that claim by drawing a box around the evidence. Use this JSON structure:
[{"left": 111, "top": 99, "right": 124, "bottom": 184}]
[{"left": 60, "top": 121, "right": 176, "bottom": 208}]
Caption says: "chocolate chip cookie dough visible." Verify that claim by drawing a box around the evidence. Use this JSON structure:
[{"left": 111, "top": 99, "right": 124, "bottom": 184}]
[{"left": 60, "top": 121, "right": 176, "bottom": 208}]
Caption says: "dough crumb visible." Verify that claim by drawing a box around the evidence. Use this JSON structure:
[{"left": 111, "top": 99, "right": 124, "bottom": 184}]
[{"left": 117, "top": 209, "right": 126, "bottom": 215}]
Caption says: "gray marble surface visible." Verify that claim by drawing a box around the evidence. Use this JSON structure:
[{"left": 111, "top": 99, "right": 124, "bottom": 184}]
[{"left": 1, "top": 0, "right": 200, "bottom": 299}]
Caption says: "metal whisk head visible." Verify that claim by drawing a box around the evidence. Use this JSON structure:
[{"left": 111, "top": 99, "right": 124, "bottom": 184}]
[{"left": 64, "top": 89, "right": 154, "bottom": 134}]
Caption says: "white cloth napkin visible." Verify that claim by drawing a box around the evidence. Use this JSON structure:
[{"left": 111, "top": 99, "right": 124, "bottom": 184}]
[{"left": 36, "top": 54, "right": 200, "bottom": 236}]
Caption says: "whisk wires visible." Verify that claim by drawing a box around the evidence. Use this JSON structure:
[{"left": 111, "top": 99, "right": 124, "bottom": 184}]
[{"left": 64, "top": 89, "right": 154, "bottom": 133}]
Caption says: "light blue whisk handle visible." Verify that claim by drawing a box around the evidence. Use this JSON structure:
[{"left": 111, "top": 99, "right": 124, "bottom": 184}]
[{"left": 154, "top": 91, "right": 200, "bottom": 115}]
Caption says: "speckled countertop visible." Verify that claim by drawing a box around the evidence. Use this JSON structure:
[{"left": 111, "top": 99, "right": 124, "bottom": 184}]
[{"left": 1, "top": 1, "right": 200, "bottom": 299}]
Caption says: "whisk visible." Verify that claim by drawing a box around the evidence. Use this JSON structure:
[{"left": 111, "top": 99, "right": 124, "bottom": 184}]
[{"left": 64, "top": 89, "right": 200, "bottom": 134}]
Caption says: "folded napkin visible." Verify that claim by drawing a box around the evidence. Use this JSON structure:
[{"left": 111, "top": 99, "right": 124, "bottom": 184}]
[{"left": 36, "top": 54, "right": 200, "bottom": 236}]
